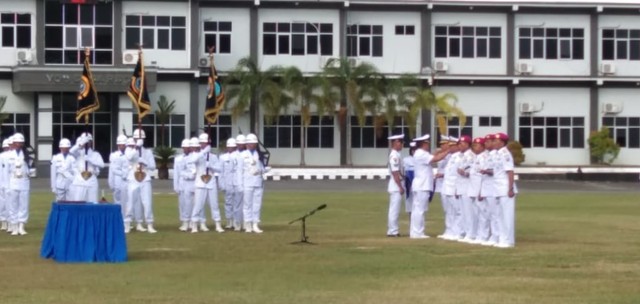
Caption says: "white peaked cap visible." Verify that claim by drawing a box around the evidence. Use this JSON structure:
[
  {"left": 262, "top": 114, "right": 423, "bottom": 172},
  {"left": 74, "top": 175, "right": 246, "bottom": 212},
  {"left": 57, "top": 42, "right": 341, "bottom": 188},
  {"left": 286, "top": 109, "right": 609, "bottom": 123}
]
[
  {"left": 181, "top": 139, "right": 190, "bottom": 148},
  {"left": 235, "top": 134, "right": 246, "bottom": 144},
  {"left": 226, "top": 138, "right": 237, "bottom": 147},
  {"left": 59, "top": 138, "right": 72, "bottom": 148},
  {"left": 245, "top": 133, "right": 258, "bottom": 144},
  {"left": 116, "top": 134, "right": 128, "bottom": 145},
  {"left": 413, "top": 134, "right": 430, "bottom": 142},
  {"left": 133, "top": 128, "right": 146, "bottom": 139},
  {"left": 189, "top": 137, "right": 200, "bottom": 147},
  {"left": 198, "top": 133, "right": 209, "bottom": 143},
  {"left": 12, "top": 133, "right": 25, "bottom": 142},
  {"left": 387, "top": 134, "right": 404, "bottom": 140}
]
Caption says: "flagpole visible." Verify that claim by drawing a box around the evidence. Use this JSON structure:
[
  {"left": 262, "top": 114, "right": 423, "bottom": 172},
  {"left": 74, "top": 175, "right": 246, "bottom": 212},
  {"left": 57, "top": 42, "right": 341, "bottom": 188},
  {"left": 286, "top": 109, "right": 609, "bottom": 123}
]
[
  {"left": 83, "top": 48, "right": 91, "bottom": 173},
  {"left": 137, "top": 46, "right": 144, "bottom": 174},
  {"left": 206, "top": 46, "right": 215, "bottom": 177}
]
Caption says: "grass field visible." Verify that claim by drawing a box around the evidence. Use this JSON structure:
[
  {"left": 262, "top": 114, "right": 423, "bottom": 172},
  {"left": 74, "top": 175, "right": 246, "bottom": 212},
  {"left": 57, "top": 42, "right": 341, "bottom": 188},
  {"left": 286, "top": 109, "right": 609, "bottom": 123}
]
[{"left": 0, "top": 188, "right": 639, "bottom": 304}]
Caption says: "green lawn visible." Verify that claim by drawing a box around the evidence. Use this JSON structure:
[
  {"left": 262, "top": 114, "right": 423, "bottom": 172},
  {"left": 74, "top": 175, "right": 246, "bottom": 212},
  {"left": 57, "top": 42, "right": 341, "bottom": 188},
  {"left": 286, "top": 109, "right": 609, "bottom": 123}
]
[{"left": 0, "top": 190, "right": 638, "bottom": 304}]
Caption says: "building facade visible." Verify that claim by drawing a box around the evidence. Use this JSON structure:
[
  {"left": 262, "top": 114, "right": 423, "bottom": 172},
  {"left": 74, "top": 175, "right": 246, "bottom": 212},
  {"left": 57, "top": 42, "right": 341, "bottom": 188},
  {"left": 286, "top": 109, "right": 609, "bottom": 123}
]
[{"left": 1, "top": 0, "right": 639, "bottom": 173}]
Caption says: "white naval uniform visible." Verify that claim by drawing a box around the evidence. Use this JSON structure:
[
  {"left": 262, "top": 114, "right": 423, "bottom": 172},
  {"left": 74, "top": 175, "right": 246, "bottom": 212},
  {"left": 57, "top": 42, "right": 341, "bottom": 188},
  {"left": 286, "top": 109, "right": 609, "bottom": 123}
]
[
  {"left": 174, "top": 153, "right": 196, "bottom": 224},
  {"left": 402, "top": 155, "right": 415, "bottom": 213},
  {"left": 239, "top": 149, "right": 265, "bottom": 225},
  {"left": 387, "top": 149, "right": 404, "bottom": 236},
  {"left": 465, "top": 150, "right": 484, "bottom": 241},
  {"left": 0, "top": 150, "right": 10, "bottom": 224},
  {"left": 494, "top": 146, "right": 516, "bottom": 247},
  {"left": 190, "top": 146, "right": 222, "bottom": 224},
  {"left": 50, "top": 152, "right": 76, "bottom": 201},
  {"left": 219, "top": 151, "right": 237, "bottom": 224},
  {"left": 442, "top": 152, "right": 462, "bottom": 238},
  {"left": 231, "top": 150, "right": 244, "bottom": 227},
  {"left": 5, "top": 149, "right": 30, "bottom": 225},
  {"left": 124, "top": 147, "right": 156, "bottom": 225},
  {"left": 480, "top": 150, "right": 500, "bottom": 244},
  {"left": 410, "top": 149, "right": 435, "bottom": 238},
  {"left": 475, "top": 151, "right": 492, "bottom": 242},
  {"left": 109, "top": 149, "right": 127, "bottom": 218},
  {"left": 435, "top": 154, "right": 450, "bottom": 235},
  {"left": 456, "top": 149, "right": 475, "bottom": 239},
  {"left": 69, "top": 145, "right": 105, "bottom": 202}
]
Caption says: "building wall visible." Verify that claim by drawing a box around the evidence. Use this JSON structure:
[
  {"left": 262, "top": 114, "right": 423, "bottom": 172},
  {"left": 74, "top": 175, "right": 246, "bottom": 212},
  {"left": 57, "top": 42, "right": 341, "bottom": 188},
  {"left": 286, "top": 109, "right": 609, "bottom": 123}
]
[
  {"left": 435, "top": 86, "right": 508, "bottom": 135},
  {"left": 122, "top": 1, "right": 191, "bottom": 68},
  {"left": 346, "top": 11, "right": 422, "bottom": 74},
  {"left": 0, "top": 0, "right": 37, "bottom": 67},
  {"left": 431, "top": 13, "right": 508, "bottom": 75},
  {"left": 598, "top": 88, "right": 640, "bottom": 165},
  {"left": 199, "top": 7, "right": 251, "bottom": 71},
  {"left": 598, "top": 15, "right": 640, "bottom": 77}
]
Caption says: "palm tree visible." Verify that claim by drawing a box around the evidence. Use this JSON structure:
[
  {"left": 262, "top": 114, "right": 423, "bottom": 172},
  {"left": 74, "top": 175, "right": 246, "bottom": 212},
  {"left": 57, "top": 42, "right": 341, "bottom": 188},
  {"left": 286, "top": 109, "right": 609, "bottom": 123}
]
[
  {"left": 412, "top": 89, "right": 465, "bottom": 137},
  {"left": 0, "top": 96, "right": 10, "bottom": 138},
  {"left": 322, "top": 58, "right": 379, "bottom": 166},
  {"left": 282, "top": 66, "right": 336, "bottom": 166},
  {"left": 225, "top": 57, "right": 284, "bottom": 134},
  {"left": 155, "top": 95, "right": 176, "bottom": 147}
]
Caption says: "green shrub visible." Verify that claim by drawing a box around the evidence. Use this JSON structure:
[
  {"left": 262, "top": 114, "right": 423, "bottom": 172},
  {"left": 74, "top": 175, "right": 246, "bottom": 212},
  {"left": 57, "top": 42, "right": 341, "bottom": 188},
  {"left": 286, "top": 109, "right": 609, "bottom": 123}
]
[
  {"left": 507, "top": 140, "right": 525, "bottom": 166},
  {"left": 588, "top": 127, "right": 620, "bottom": 165}
]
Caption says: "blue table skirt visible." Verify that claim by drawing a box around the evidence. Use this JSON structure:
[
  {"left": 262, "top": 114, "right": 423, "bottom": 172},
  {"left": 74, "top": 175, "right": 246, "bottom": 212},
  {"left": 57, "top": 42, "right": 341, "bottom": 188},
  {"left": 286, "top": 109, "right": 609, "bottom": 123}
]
[{"left": 40, "top": 203, "right": 128, "bottom": 263}]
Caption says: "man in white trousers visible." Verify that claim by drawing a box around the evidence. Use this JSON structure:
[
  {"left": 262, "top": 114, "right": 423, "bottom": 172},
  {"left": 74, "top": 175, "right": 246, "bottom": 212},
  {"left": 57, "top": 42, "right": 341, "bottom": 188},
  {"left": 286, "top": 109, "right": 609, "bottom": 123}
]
[
  {"left": 69, "top": 133, "right": 105, "bottom": 202},
  {"left": 108, "top": 135, "right": 128, "bottom": 213},
  {"left": 240, "top": 133, "right": 267, "bottom": 234},
  {"left": 402, "top": 142, "right": 416, "bottom": 215},
  {"left": 5, "top": 133, "right": 31, "bottom": 236},
  {"left": 232, "top": 134, "right": 246, "bottom": 231},
  {"left": 124, "top": 129, "right": 157, "bottom": 234},
  {"left": 480, "top": 134, "right": 500, "bottom": 246},
  {"left": 386, "top": 134, "right": 405, "bottom": 237},
  {"left": 173, "top": 138, "right": 195, "bottom": 231},
  {"left": 434, "top": 136, "right": 451, "bottom": 239},
  {"left": 410, "top": 134, "right": 449, "bottom": 239},
  {"left": 190, "top": 134, "right": 223, "bottom": 233},
  {"left": 454, "top": 135, "right": 474, "bottom": 242},
  {"left": 219, "top": 138, "right": 237, "bottom": 229},
  {"left": 493, "top": 133, "right": 516, "bottom": 248},
  {"left": 0, "top": 137, "right": 13, "bottom": 231},
  {"left": 440, "top": 137, "right": 462, "bottom": 240},
  {"left": 50, "top": 138, "right": 76, "bottom": 201}
]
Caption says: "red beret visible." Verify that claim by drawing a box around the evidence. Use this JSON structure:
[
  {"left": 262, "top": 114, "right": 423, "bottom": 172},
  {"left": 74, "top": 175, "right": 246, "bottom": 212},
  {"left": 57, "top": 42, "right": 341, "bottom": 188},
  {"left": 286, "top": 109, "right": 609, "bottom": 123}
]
[
  {"left": 495, "top": 133, "right": 509, "bottom": 141},
  {"left": 459, "top": 135, "right": 472, "bottom": 143},
  {"left": 484, "top": 134, "right": 494, "bottom": 140},
  {"left": 473, "top": 137, "right": 486, "bottom": 144}
]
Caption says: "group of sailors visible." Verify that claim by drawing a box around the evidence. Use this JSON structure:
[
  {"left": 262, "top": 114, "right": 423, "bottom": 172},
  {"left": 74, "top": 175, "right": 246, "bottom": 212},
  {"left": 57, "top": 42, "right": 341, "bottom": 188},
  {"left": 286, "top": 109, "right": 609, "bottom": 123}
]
[
  {"left": 387, "top": 132, "right": 517, "bottom": 248},
  {"left": 0, "top": 133, "right": 31, "bottom": 236}
]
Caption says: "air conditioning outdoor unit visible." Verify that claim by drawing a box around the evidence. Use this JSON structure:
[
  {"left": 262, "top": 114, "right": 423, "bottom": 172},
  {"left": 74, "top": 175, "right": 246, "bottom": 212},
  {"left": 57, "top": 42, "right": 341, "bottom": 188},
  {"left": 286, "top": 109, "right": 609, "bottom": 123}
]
[
  {"left": 518, "top": 62, "right": 533, "bottom": 75},
  {"left": 122, "top": 51, "right": 139, "bottom": 65},
  {"left": 16, "top": 49, "right": 33, "bottom": 64},
  {"left": 600, "top": 63, "right": 616, "bottom": 75},
  {"left": 603, "top": 102, "right": 623, "bottom": 114},
  {"left": 519, "top": 102, "right": 543, "bottom": 113},
  {"left": 347, "top": 57, "right": 360, "bottom": 67},
  {"left": 199, "top": 57, "right": 209, "bottom": 68},
  {"left": 433, "top": 61, "right": 448, "bottom": 72},
  {"left": 320, "top": 56, "right": 340, "bottom": 68}
]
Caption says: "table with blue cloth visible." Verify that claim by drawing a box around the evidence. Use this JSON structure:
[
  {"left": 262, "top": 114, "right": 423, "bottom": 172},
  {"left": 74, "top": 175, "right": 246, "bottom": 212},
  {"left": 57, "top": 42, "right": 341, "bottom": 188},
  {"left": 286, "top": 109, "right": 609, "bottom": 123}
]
[{"left": 40, "top": 202, "right": 128, "bottom": 263}]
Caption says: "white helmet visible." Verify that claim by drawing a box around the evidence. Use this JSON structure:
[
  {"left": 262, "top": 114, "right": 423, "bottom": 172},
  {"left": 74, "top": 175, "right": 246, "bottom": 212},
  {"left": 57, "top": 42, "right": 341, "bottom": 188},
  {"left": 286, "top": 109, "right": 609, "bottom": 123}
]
[
  {"left": 181, "top": 139, "right": 190, "bottom": 148},
  {"left": 12, "top": 133, "right": 25, "bottom": 143},
  {"left": 189, "top": 137, "right": 200, "bottom": 148},
  {"left": 245, "top": 133, "right": 258, "bottom": 144},
  {"left": 198, "top": 133, "right": 209, "bottom": 143},
  {"left": 226, "top": 138, "right": 237, "bottom": 148},
  {"left": 59, "top": 138, "right": 71, "bottom": 148},
  {"left": 6, "top": 136, "right": 14, "bottom": 145},
  {"left": 2, "top": 139, "right": 9, "bottom": 148},
  {"left": 81, "top": 132, "right": 93, "bottom": 141},
  {"left": 116, "top": 134, "right": 127, "bottom": 145},
  {"left": 133, "top": 128, "right": 146, "bottom": 139},
  {"left": 235, "top": 134, "right": 246, "bottom": 145},
  {"left": 126, "top": 137, "right": 136, "bottom": 146}
]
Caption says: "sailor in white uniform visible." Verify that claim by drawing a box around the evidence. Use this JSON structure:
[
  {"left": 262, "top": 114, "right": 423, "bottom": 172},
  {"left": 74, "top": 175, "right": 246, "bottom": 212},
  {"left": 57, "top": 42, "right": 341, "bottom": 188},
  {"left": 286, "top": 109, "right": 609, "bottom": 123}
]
[
  {"left": 480, "top": 134, "right": 500, "bottom": 246},
  {"left": 239, "top": 133, "right": 267, "bottom": 234},
  {"left": 0, "top": 137, "right": 13, "bottom": 231},
  {"left": 492, "top": 133, "right": 516, "bottom": 248},
  {"left": 440, "top": 136, "right": 462, "bottom": 240},
  {"left": 190, "top": 133, "right": 223, "bottom": 233},
  {"left": 454, "top": 135, "right": 473, "bottom": 242},
  {"left": 5, "top": 133, "right": 31, "bottom": 236},
  {"left": 232, "top": 134, "right": 246, "bottom": 231},
  {"left": 108, "top": 135, "right": 128, "bottom": 211},
  {"left": 434, "top": 136, "right": 451, "bottom": 238},
  {"left": 386, "top": 134, "right": 405, "bottom": 237},
  {"left": 173, "top": 138, "right": 194, "bottom": 231},
  {"left": 69, "top": 133, "right": 105, "bottom": 202},
  {"left": 464, "top": 137, "right": 487, "bottom": 244},
  {"left": 219, "top": 138, "right": 238, "bottom": 229},
  {"left": 50, "top": 138, "right": 76, "bottom": 201},
  {"left": 402, "top": 142, "right": 417, "bottom": 214},
  {"left": 124, "top": 129, "right": 157, "bottom": 234}
]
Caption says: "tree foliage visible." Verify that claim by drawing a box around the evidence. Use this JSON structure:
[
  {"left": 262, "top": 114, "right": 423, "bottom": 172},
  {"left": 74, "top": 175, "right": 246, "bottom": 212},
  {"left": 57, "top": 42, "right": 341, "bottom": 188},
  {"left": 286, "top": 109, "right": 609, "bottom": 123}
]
[
  {"left": 507, "top": 140, "right": 526, "bottom": 166},
  {"left": 155, "top": 95, "right": 176, "bottom": 146},
  {"left": 588, "top": 127, "right": 620, "bottom": 165}
]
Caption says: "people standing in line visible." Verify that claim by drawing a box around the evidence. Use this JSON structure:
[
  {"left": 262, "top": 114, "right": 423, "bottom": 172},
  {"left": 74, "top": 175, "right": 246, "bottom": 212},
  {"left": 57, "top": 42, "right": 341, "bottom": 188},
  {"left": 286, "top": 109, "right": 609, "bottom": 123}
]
[
  {"left": 461, "top": 137, "right": 486, "bottom": 244},
  {"left": 190, "top": 133, "right": 223, "bottom": 233},
  {"left": 0, "top": 137, "right": 12, "bottom": 231},
  {"left": 386, "top": 134, "right": 405, "bottom": 237},
  {"left": 69, "top": 132, "right": 105, "bottom": 202},
  {"left": 480, "top": 134, "right": 500, "bottom": 246},
  {"left": 108, "top": 135, "right": 128, "bottom": 218},
  {"left": 439, "top": 136, "right": 462, "bottom": 240},
  {"left": 434, "top": 136, "right": 452, "bottom": 239},
  {"left": 232, "top": 134, "right": 246, "bottom": 231},
  {"left": 454, "top": 135, "right": 474, "bottom": 242},
  {"left": 240, "top": 133, "right": 267, "bottom": 234},
  {"left": 410, "top": 134, "right": 450, "bottom": 239},
  {"left": 219, "top": 138, "right": 238, "bottom": 229},
  {"left": 402, "top": 142, "right": 417, "bottom": 215},
  {"left": 492, "top": 133, "right": 516, "bottom": 248},
  {"left": 5, "top": 133, "right": 31, "bottom": 236},
  {"left": 123, "top": 129, "right": 157, "bottom": 234},
  {"left": 174, "top": 138, "right": 195, "bottom": 231}
]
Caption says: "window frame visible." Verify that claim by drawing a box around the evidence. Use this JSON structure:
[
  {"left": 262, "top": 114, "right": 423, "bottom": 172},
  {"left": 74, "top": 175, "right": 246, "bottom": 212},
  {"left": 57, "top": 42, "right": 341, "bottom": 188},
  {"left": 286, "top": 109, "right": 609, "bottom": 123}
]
[
  {"left": 519, "top": 116, "right": 585, "bottom": 149},
  {"left": 346, "top": 24, "right": 383, "bottom": 58},
  {"left": 602, "top": 116, "right": 640, "bottom": 148},
  {"left": 0, "top": 12, "right": 31, "bottom": 49},
  {"left": 202, "top": 21, "right": 232, "bottom": 55},
  {"left": 125, "top": 15, "right": 187, "bottom": 51},
  {"left": 434, "top": 25, "right": 502, "bottom": 59},
  {"left": 518, "top": 26, "right": 585, "bottom": 60},
  {"left": 262, "top": 22, "right": 333, "bottom": 56}
]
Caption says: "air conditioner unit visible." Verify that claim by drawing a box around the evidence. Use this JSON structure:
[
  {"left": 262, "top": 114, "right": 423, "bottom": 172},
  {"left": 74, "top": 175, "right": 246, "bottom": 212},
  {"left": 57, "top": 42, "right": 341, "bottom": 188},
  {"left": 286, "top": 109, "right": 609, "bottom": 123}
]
[
  {"left": 433, "top": 61, "right": 448, "bottom": 72},
  {"left": 122, "top": 51, "right": 139, "bottom": 65},
  {"left": 16, "top": 49, "right": 33, "bottom": 64},
  {"left": 320, "top": 56, "right": 340, "bottom": 68},
  {"left": 198, "top": 57, "right": 209, "bottom": 68},
  {"left": 347, "top": 57, "right": 360, "bottom": 67},
  {"left": 600, "top": 63, "right": 616, "bottom": 75},
  {"left": 520, "top": 102, "right": 542, "bottom": 113},
  {"left": 603, "top": 102, "right": 623, "bottom": 114},
  {"left": 518, "top": 62, "right": 533, "bottom": 75}
]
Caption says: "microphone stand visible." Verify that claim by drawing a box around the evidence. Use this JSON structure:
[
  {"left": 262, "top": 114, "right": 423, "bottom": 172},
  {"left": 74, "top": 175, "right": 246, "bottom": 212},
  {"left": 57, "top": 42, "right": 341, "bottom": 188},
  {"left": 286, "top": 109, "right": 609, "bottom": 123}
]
[{"left": 288, "top": 204, "right": 327, "bottom": 245}]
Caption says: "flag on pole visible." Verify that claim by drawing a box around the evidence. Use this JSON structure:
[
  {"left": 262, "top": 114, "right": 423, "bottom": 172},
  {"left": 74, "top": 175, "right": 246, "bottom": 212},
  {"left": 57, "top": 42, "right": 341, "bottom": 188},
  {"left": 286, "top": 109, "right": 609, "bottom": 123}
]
[
  {"left": 76, "top": 54, "right": 100, "bottom": 123},
  {"left": 127, "top": 52, "right": 151, "bottom": 120},
  {"left": 204, "top": 54, "right": 225, "bottom": 124}
]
